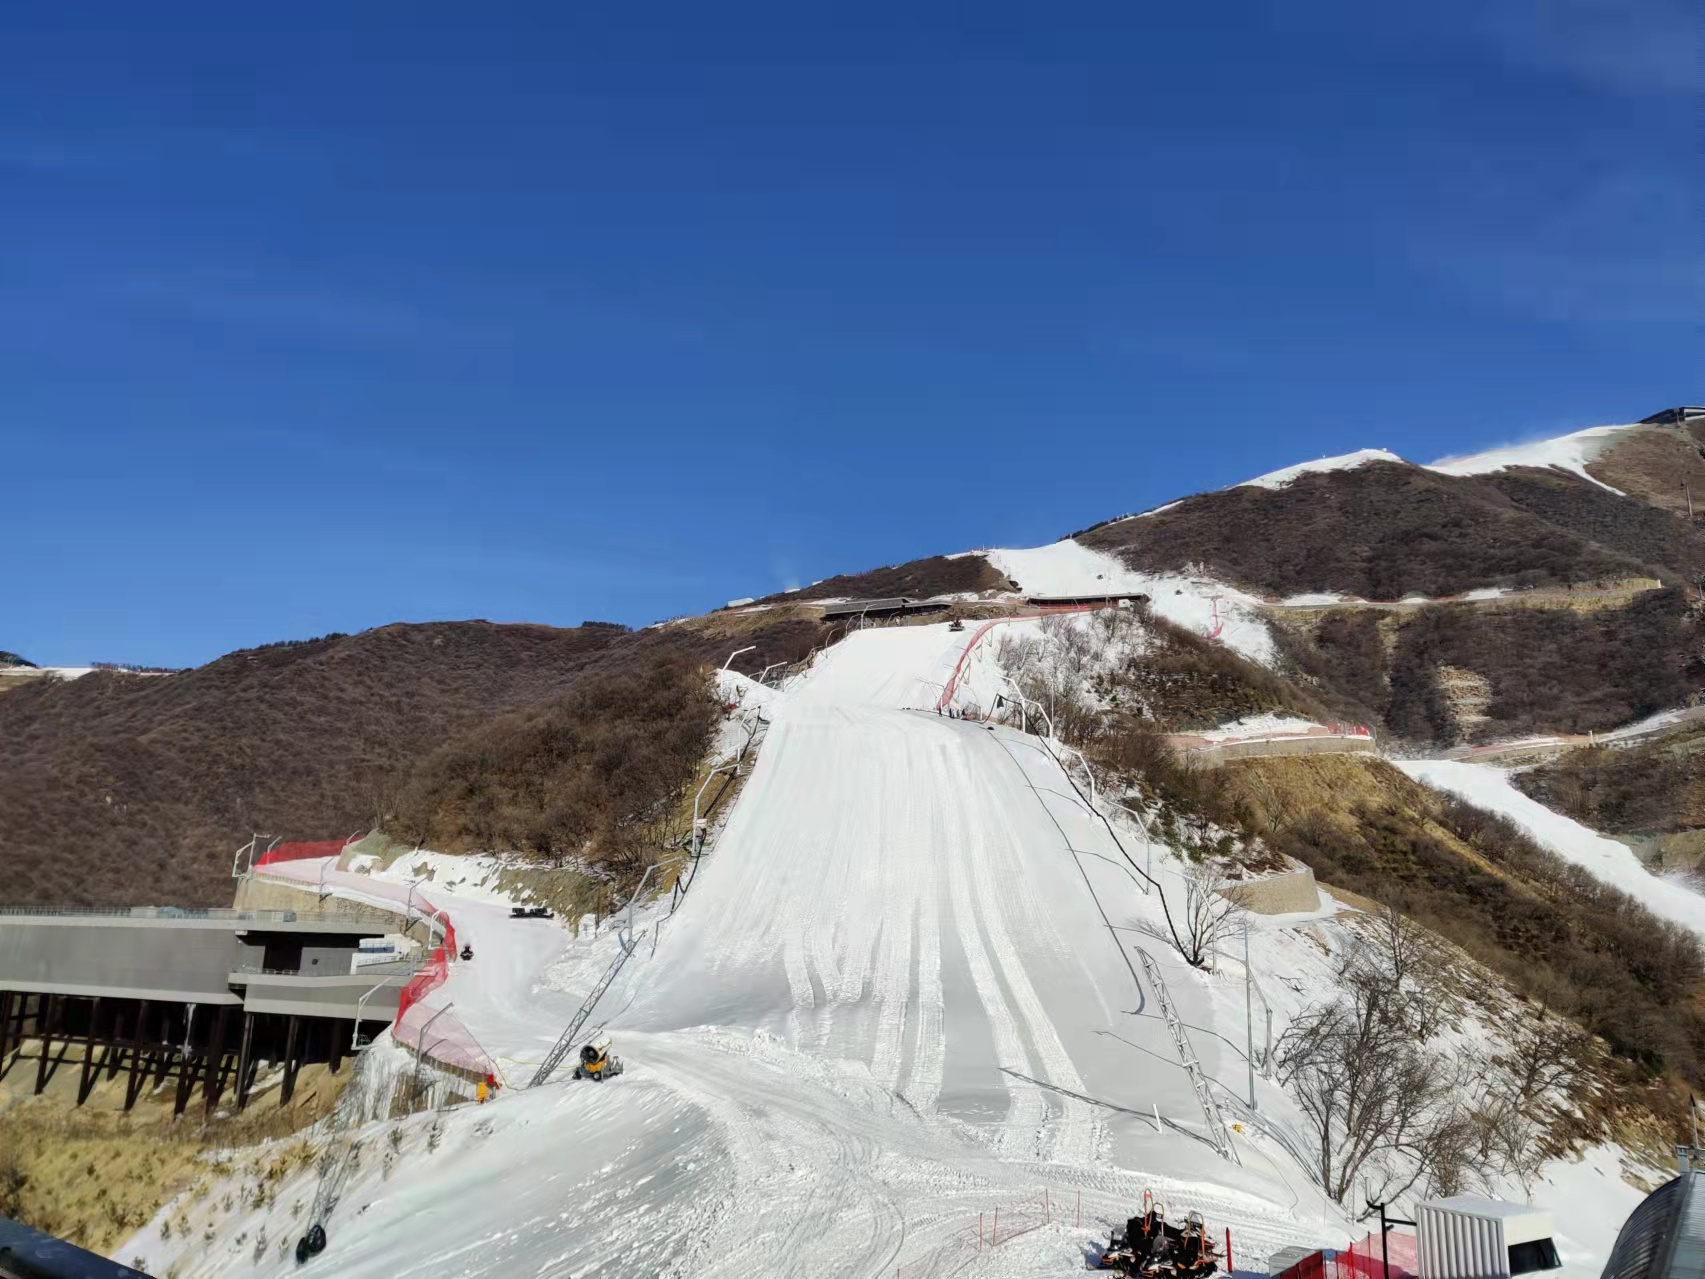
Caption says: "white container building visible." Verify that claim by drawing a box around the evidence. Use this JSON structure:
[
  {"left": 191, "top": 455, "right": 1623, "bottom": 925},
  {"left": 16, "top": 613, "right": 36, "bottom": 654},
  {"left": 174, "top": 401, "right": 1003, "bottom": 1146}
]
[{"left": 1416, "top": 1195, "right": 1562, "bottom": 1279}]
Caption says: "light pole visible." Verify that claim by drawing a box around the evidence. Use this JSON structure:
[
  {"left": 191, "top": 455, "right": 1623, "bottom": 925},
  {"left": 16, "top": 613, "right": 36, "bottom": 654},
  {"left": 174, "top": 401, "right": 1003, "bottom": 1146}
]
[
  {"left": 722, "top": 645, "right": 757, "bottom": 672},
  {"left": 691, "top": 763, "right": 737, "bottom": 858},
  {"left": 625, "top": 864, "right": 658, "bottom": 952},
  {"left": 351, "top": 974, "right": 398, "bottom": 1053},
  {"left": 403, "top": 879, "right": 424, "bottom": 941},
  {"left": 1244, "top": 922, "right": 1256, "bottom": 1107}
]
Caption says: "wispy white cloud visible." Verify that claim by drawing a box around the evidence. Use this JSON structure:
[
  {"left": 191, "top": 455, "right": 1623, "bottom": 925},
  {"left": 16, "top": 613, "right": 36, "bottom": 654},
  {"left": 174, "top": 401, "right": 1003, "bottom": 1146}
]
[
  {"left": 1473, "top": 0, "right": 1697, "bottom": 96},
  {"left": 1415, "top": 166, "right": 1703, "bottom": 326}
]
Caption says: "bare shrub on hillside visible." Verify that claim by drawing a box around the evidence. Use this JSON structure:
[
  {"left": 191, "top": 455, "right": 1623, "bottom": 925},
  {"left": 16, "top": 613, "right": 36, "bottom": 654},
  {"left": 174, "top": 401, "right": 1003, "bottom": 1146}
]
[
  {"left": 1096, "top": 611, "right": 1331, "bottom": 733},
  {"left": 1276, "top": 933, "right": 1465, "bottom": 1205},
  {"left": 1267, "top": 775, "right": 1705, "bottom": 1088},
  {"left": 1516, "top": 738, "right": 1705, "bottom": 836},
  {"left": 1384, "top": 590, "right": 1701, "bottom": 746},
  {"left": 392, "top": 657, "right": 717, "bottom": 887},
  {"left": 998, "top": 618, "right": 1104, "bottom": 745}
]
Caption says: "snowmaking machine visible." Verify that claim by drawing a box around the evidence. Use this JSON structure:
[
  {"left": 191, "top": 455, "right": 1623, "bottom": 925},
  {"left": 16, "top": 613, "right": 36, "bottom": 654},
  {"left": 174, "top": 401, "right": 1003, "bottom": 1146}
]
[
  {"left": 1099, "top": 1193, "right": 1220, "bottom": 1278},
  {"left": 571, "top": 1034, "right": 624, "bottom": 1082}
]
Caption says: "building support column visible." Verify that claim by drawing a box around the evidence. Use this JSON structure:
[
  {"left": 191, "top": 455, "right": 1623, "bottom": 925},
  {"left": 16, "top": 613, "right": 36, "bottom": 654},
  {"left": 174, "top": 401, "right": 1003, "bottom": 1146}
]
[
  {"left": 203, "top": 1006, "right": 233, "bottom": 1113},
  {"left": 34, "top": 994, "right": 58, "bottom": 1095},
  {"left": 77, "top": 997, "right": 103, "bottom": 1105},
  {"left": 280, "top": 1015, "right": 301, "bottom": 1106},
  {"left": 233, "top": 1012, "right": 256, "bottom": 1111},
  {"left": 0, "top": 992, "right": 13, "bottom": 1077}
]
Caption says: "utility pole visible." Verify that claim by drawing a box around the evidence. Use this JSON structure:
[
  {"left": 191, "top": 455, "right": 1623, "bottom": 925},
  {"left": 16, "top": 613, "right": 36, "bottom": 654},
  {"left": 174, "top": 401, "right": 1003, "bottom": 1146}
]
[
  {"left": 1244, "top": 923, "right": 1256, "bottom": 1107},
  {"left": 1365, "top": 1201, "right": 1417, "bottom": 1279}
]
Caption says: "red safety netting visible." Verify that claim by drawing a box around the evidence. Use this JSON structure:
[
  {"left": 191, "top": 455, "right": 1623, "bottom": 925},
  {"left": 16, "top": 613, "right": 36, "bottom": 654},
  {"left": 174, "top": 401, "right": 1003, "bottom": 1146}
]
[
  {"left": 1339, "top": 1232, "right": 1417, "bottom": 1279},
  {"left": 395, "top": 908, "right": 457, "bottom": 1020},
  {"left": 255, "top": 838, "right": 348, "bottom": 867},
  {"left": 1278, "top": 1253, "right": 1332, "bottom": 1279},
  {"left": 392, "top": 995, "right": 496, "bottom": 1078}
]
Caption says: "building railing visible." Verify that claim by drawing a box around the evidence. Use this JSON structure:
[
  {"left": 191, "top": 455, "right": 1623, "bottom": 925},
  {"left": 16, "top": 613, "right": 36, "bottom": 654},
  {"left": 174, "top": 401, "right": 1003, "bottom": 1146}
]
[
  {"left": 0, "top": 905, "right": 353, "bottom": 925},
  {"left": 229, "top": 961, "right": 422, "bottom": 979}
]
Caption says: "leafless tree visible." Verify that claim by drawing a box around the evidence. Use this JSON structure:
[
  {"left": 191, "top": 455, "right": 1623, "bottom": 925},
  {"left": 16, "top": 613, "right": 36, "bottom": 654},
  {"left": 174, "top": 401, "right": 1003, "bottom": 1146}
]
[
  {"left": 1178, "top": 862, "right": 1245, "bottom": 969},
  {"left": 1499, "top": 1007, "right": 1592, "bottom": 1114},
  {"left": 1275, "top": 961, "right": 1461, "bottom": 1205},
  {"left": 1360, "top": 906, "right": 1448, "bottom": 1040}
]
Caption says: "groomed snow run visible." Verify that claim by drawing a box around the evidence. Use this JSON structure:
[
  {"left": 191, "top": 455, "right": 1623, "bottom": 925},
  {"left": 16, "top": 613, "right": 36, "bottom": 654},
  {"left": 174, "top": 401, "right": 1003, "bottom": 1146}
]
[
  {"left": 1235, "top": 448, "right": 1403, "bottom": 490},
  {"left": 1425, "top": 424, "right": 1634, "bottom": 493},
  {"left": 980, "top": 540, "right": 1279, "bottom": 667},
  {"left": 133, "top": 622, "right": 1357, "bottom": 1279},
  {"left": 1398, "top": 759, "right": 1705, "bottom": 943}
]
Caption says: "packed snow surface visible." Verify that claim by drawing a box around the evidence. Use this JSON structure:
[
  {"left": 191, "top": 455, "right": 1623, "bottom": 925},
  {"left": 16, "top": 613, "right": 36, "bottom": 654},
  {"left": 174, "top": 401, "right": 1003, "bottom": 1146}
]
[
  {"left": 980, "top": 540, "right": 1278, "bottom": 667},
  {"left": 136, "top": 621, "right": 1363, "bottom": 1278},
  {"left": 1236, "top": 448, "right": 1403, "bottom": 490},
  {"left": 1192, "top": 714, "right": 1327, "bottom": 742},
  {"left": 1426, "top": 424, "right": 1633, "bottom": 492},
  {"left": 1398, "top": 760, "right": 1705, "bottom": 943}
]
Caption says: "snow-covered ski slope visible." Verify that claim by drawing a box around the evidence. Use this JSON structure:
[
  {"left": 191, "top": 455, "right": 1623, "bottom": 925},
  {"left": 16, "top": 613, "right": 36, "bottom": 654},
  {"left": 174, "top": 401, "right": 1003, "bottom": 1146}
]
[
  {"left": 1399, "top": 759, "right": 1705, "bottom": 944},
  {"left": 135, "top": 621, "right": 1351, "bottom": 1278}
]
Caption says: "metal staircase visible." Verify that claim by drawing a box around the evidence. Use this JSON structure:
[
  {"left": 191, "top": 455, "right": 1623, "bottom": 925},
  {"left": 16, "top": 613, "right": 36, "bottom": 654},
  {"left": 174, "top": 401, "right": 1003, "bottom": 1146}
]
[{"left": 1137, "top": 948, "right": 1240, "bottom": 1164}]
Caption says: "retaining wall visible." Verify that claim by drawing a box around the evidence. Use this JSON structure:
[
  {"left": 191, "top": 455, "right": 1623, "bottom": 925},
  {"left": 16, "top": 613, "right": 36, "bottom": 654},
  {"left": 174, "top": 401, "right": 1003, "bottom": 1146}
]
[
  {"left": 1185, "top": 735, "right": 1379, "bottom": 769},
  {"left": 233, "top": 877, "right": 415, "bottom": 935},
  {"left": 1221, "top": 865, "right": 1320, "bottom": 915}
]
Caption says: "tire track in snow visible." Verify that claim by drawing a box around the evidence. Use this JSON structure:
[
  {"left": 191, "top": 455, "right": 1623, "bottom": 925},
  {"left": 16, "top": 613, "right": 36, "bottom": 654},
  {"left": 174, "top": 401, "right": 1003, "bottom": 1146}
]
[
  {"left": 869, "top": 723, "right": 924, "bottom": 1091},
  {"left": 944, "top": 734, "right": 1100, "bottom": 1165},
  {"left": 938, "top": 743, "right": 1048, "bottom": 1157},
  {"left": 900, "top": 811, "right": 944, "bottom": 1114}
]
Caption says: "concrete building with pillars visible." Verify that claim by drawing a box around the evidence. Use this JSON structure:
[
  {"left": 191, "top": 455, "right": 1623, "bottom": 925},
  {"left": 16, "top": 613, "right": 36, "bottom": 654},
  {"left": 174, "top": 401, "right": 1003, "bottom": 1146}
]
[{"left": 0, "top": 907, "right": 418, "bottom": 1115}]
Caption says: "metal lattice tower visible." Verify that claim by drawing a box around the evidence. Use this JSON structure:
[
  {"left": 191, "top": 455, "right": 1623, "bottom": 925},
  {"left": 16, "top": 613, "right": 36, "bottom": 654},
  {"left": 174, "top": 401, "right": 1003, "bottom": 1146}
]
[
  {"left": 1138, "top": 948, "right": 1240, "bottom": 1164},
  {"left": 530, "top": 936, "right": 639, "bottom": 1088}
]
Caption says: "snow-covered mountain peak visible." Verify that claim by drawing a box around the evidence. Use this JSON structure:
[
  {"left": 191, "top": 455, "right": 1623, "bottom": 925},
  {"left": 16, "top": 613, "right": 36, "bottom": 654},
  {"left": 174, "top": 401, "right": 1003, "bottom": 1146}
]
[
  {"left": 1235, "top": 447, "right": 1405, "bottom": 491},
  {"left": 1425, "top": 422, "right": 1636, "bottom": 492}
]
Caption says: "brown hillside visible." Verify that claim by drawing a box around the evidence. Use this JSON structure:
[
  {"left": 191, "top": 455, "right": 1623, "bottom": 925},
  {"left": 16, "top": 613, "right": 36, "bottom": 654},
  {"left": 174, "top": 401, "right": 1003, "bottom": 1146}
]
[
  {"left": 1077, "top": 460, "right": 1699, "bottom": 599},
  {"left": 752, "top": 553, "right": 1012, "bottom": 604},
  {"left": 1586, "top": 425, "right": 1705, "bottom": 519},
  {"left": 1098, "top": 745, "right": 1705, "bottom": 1085},
  {"left": 1272, "top": 588, "right": 1704, "bottom": 747},
  {"left": 0, "top": 614, "right": 824, "bottom": 909},
  {"left": 1515, "top": 731, "right": 1705, "bottom": 839}
]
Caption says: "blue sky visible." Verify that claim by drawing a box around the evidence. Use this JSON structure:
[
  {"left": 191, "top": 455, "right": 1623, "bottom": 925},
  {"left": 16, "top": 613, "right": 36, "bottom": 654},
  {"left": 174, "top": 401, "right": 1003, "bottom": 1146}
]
[{"left": 2, "top": 0, "right": 1697, "bottom": 667}]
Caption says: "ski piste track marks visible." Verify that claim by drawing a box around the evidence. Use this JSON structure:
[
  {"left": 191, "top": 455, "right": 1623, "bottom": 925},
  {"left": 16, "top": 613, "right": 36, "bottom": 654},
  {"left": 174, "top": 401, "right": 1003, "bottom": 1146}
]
[{"left": 155, "top": 619, "right": 1345, "bottom": 1278}]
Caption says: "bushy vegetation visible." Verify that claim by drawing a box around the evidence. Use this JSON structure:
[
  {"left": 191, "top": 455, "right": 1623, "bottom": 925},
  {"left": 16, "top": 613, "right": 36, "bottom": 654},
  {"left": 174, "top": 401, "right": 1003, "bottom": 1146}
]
[
  {"left": 1516, "top": 735, "right": 1705, "bottom": 835},
  {"left": 0, "top": 614, "right": 822, "bottom": 908},
  {"left": 1078, "top": 461, "right": 1680, "bottom": 599},
  {"left": 1381, "top": 590, "right": 1699, "bottom": 743},
  {"left": 1487, "top": 471, "right": 1705, "bottom": 583},
  {"left": 393, "top": 658, "right": 717, "bottom": 877},
  {"left": 1271, "top": 589, "right": 1703, "bottom": 746},
  {"left": 1095, "top": 610, "right": 1330, "bottom": 732}
]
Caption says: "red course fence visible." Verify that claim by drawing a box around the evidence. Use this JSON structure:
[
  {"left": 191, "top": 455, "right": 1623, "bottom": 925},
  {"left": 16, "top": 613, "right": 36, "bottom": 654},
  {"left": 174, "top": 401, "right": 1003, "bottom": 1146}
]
[
  {"left": 255, "top": 839, "right": 349, "bottom": 867},
  {"left": 1277, "top": 1234, "right": 1417, "bottom": 1279}
]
